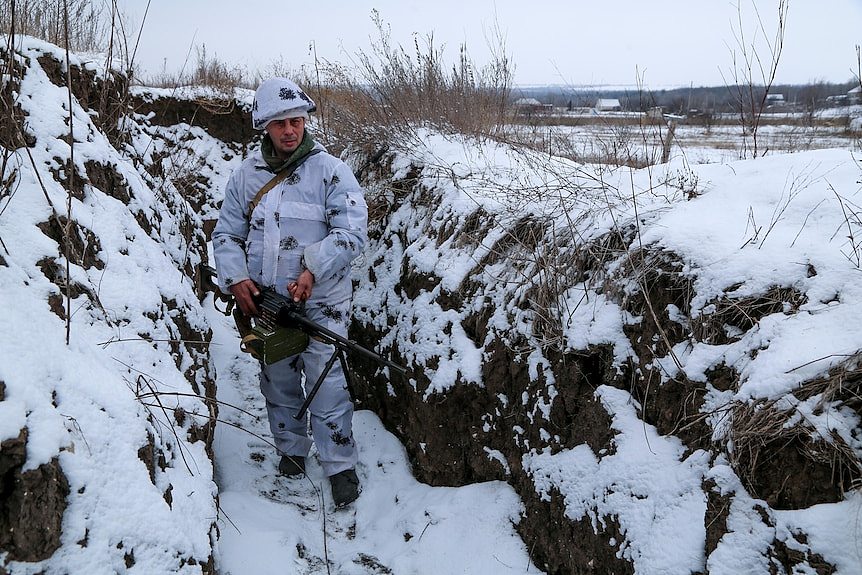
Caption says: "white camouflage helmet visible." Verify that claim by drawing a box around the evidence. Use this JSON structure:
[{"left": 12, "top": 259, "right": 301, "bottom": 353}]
[{"left": 252, "top": 77, "right": 317, "bottom": 131}]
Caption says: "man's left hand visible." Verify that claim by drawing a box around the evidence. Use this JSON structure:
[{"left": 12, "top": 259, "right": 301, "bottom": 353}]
[{"left": 288, "top": 269, "right": 314, "bottom": 302}]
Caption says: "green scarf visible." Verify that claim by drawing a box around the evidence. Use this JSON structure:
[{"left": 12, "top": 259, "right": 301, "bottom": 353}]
[{"left": 261, "top": 131, "right": 316, "bottom": 173}]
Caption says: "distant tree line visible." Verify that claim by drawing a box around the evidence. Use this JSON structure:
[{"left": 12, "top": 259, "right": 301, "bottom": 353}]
[{"left": 513, "top": 81, "right": 860, "bottom": 114}]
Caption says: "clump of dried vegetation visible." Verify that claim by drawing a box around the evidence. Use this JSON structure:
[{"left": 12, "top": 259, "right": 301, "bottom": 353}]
[
  {"left": 0, "top": 0, "right": 106, "bottom": 53},
  {"left": 727, "top": 355, "right": 862, "bottom": 506},
  {"left": 145, "top": 43, "right": 248, "bottom": 98},
  {"left": 291, "top": 10, "right": 514, "bottom": 157}
]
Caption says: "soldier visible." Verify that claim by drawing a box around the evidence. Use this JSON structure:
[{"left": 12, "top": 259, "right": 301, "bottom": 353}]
[{"left": 213, "top": 77, "right": 368, "bottom": 507}]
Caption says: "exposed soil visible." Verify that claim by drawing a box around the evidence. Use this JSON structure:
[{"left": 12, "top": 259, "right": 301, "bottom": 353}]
[
  {"left": 129, "top": 93, "right": 253, "bottom": 148},
  {"left": 0, "top": 429, "right": 69, "bottom": 562}
]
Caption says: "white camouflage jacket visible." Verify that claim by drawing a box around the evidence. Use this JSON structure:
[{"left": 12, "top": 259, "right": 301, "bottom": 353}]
[{"left": 212, "top": 142, "right": 368, "bottom": 306}]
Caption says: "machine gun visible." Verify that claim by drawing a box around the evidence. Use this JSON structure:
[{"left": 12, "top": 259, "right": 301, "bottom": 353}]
[{"left": 200, "top": 264, "right": 407, "bottom": 419}]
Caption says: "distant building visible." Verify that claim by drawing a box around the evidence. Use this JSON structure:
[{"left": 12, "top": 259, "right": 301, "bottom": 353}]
[
  {"left": 514, "top": 97, "right": 542, "bottom": 108},
  {"left": 513, "top": 97, "right": 552, "bottom": 115},
  {"left": 765, "top": 93, "right": 786, "bottom": 107},
  {"left": 826, "top": 86, "right": 861, "bottom": 106},
  {"left": 513, "top": 97, "right": 542, "bottom": 114},
  {"left": 595, "top": 98, "right": 622, "bottom": 112}
]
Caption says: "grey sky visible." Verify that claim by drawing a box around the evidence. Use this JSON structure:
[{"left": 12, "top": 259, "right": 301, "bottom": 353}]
[{"left": 120, "top": 0, "right": 861, "bottom": 87}]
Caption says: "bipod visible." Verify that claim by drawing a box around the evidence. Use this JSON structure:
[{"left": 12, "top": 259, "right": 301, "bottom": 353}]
[{"left": 294, "top": 342, "right": 354, "bottom": 421}]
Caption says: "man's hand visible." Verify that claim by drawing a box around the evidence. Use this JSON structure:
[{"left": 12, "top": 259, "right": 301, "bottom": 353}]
[
  {"left": 288, "top": 269, "right": 314, "bottom": 302},
  {"left": 229, "top": 279, "right": 261, "bottom": 316}
]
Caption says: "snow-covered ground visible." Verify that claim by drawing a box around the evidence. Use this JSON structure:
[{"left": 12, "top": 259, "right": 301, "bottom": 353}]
[
  {"left": 1, "top": 37, "right": 220, "bottom": 574},
  {"left": 507, "top": 111, "right": 862, "bottom": 165},
  {"left": 206, "top": 290, "right": 543, "bottom": 575},
  {"left": 351, "top": 129, "right": 862, "bottom": 574},
  {"left": 2, "top": 35, "right": 862, "bottom": 574}
]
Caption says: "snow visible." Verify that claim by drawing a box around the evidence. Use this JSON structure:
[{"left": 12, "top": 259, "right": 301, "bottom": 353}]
[
  {"left": 560, "top": 287, "right": 638, "bottom": 364},
  {"left": 208, "top": 297, "right": 541, "bottom": 574},
  {"left": 626, "top": 151, "right": 862, "bottom": 402},
  {"left": 525, "top": 387, "right": 712, "bottom": 574},
  {"left": 2, "top": 35, "right": 862, "bottom": 574},
  {"left": 353, "top": 128, "right": 862, "bottom": 573}
]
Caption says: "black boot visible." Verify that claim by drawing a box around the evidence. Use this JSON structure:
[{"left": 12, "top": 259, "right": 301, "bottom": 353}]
[
  {"left": 329, "top": 468, "right": 360, "bottom": 507},
  {"left": 278, "top": 455, "right": 305, "bottom": 477}
]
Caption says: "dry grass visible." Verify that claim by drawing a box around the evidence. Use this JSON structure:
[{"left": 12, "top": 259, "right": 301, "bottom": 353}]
[
  {"left": 727, "top": 355, "right": 862, "bottom": 499},
  {"left": 297, "top": 11, "right": 513, "bottom": 156},
  {"left": 145, "top": 44, "right": 249, "bottom": 95},
  {"left": 0, "top": 0, "right": 106, "bottom": 52},
  {"left": 692, "top": 286, "right": 807, "bottom": 345},
  {"left": 501, "top": 110, "right": 685, "bottom": 168}
]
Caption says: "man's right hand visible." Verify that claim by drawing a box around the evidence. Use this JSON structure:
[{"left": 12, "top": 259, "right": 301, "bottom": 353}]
[{"left": 229, "top": 279, "right": 261, "bottom": 317}]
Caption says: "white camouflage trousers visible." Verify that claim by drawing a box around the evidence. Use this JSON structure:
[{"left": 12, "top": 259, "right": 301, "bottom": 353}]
[{"left": 258, "top": 302, "right": 357, "bottom": 477}]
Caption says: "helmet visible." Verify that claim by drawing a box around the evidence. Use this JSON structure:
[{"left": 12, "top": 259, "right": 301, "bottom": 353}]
[{"left": 252, "top": 77, "right": 317, "bottom": 131}]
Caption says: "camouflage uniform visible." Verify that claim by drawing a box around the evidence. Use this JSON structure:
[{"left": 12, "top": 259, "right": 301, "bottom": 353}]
[{"left": 213, "top": 83, "right": 367, "bottom": 476}]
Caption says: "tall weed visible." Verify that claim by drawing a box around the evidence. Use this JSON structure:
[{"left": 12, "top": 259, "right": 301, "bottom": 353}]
[
  {"left": 0, "top": 0, "right": 106, "bottom": 52},
  {"left": 299, "top": 11, "right": 513, "bottom": 155}
]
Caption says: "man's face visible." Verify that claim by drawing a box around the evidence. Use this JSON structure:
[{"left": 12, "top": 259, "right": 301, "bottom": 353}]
[{"left": 265, "top": 117, "right": 305, "bottom": 157}]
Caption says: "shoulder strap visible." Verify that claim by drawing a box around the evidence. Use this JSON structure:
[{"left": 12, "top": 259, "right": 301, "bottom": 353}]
[
  {"left": 247, "top": 170, "right": 288, "bottom": 219},
  {"left": 247, "top": 149, "right": 323, "bottom": 219}
]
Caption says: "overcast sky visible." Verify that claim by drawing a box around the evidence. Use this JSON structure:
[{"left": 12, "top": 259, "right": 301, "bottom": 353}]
[{"left": 118, "top": 0, "right": 860, "bottom": 88}]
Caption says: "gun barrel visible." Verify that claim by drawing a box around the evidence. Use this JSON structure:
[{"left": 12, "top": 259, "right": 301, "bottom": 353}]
[{"left": 276, "top": 307, "right": 408, "bottom": 376}]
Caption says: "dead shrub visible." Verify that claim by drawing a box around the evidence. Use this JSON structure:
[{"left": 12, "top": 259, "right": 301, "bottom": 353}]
[{"left": 144, "top": 44, "right": 249, "bottom": 104}]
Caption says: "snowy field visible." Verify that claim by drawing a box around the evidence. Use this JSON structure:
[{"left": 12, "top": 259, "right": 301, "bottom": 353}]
[{"left": 508, "top": 109, "right": 862, "bottom": 165}]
